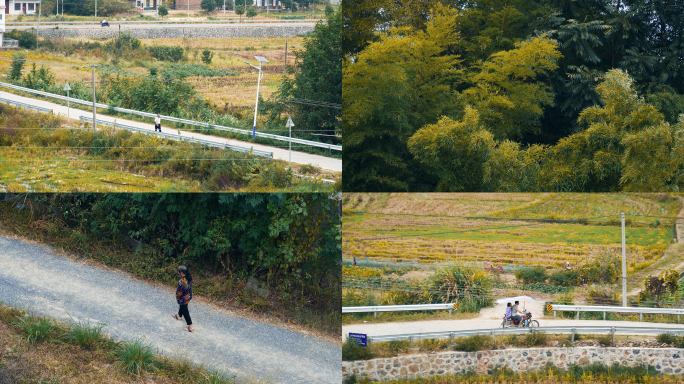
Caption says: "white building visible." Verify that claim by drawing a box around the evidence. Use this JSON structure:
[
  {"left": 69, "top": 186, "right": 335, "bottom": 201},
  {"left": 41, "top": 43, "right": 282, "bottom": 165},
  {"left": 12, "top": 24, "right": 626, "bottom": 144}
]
[{"left": 5, "top": 0, "right": 41, "bottom": 15}]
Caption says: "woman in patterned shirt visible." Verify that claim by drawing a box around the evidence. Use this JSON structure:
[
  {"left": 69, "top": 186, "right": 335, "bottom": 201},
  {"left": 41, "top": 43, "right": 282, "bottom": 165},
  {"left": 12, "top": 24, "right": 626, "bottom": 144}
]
[{"left": 172, "top": 265, "right": 194, "bottom": 332}]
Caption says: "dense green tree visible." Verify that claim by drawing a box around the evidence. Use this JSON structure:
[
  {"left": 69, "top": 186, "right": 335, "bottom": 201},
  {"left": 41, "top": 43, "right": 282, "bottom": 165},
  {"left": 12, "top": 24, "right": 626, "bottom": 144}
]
[
  {"left": 343, "top": 4, "right": 463, "bottom": 191},
  {"left": 201, "top": 0, "right": 217, "bottom": 12},
  {"left": 267, "top": 12, "right": 341, "bottom": 142},
  {"left": 246, "top": 6, "right": 257, "bottom": 18},
  {"left": 157, "top": 4, "right": 169, "bottom": 19}
]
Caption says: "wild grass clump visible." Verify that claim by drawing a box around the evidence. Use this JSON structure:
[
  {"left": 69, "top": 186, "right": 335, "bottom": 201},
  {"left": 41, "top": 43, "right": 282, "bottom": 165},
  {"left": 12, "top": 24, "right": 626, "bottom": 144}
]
[
  {"left": 453, "top": 335, "right": 494, "bottom": 352},
  {"left": 11, "top": 315, "right": 57, "bottom": 345},
  {"left": 200, "top": 370, "right": 237, "bottom": 384},
  {"left": 62, "top": 318, "right": 106, "bottom": 349},
  {"left": 657, "top": 333, "right": 684, "bottom": 348},
  {"left": 342, "top": 337, "right": 374, "bottom": 361},
  {"left": 521, "top": 331, "right": 548, "bottom": 347},
  {"left": 114, "top": 338, "right": 158, "bottom": 375}
]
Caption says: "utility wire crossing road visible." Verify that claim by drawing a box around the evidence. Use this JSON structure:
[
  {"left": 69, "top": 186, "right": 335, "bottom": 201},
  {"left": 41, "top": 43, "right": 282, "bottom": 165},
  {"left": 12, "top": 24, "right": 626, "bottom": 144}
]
[
  {"left": 0, "top": 90, "right": 342, "bottom": 172},
  {"left": 0, "top": 234, "right": 341, "bottom": 384}
]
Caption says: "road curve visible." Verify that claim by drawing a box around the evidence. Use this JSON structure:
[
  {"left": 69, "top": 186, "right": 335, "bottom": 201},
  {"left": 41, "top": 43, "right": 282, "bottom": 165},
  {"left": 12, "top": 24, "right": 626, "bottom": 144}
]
[
  {"left": 0, "top": 234, "right": 341, "bottom": 384},
  {"left": 0, "top": 90, "right": 341, "bottom": 172}
]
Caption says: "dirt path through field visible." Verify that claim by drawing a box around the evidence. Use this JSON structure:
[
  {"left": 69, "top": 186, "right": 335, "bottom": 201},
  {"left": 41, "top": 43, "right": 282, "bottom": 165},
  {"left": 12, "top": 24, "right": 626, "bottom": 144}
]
[{"left": 0, "top": 234, "right": 340, "bottom": 384}]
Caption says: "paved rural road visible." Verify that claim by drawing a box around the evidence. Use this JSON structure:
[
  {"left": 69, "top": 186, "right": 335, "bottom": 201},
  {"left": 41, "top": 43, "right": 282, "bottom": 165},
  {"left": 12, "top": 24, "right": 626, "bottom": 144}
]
[
  {"left": 0, "top": 90, "right": 341, "bottom": 173},
  {"left": 343, "top": 300, "right": 684, "bottom": 338},
  {"left": 0, "top": 234, "right": 341, "bottom": 384}
]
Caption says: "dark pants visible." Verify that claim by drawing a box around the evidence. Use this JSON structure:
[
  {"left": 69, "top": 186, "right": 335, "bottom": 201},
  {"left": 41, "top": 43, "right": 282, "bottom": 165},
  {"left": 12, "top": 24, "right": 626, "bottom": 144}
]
[
  {"left": 511, "top": 315, "right": 521, "bottom": 324},
  {"left": 178, "top": 304, "right": 192, "bottom": 326},
  {"left": 154, "top": 123, "right": 161, "bottom": 132}
]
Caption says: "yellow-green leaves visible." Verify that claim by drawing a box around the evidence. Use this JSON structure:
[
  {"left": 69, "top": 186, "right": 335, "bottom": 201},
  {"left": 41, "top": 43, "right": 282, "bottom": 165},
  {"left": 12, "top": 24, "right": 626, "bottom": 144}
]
[
  {"left": 408, "top": 107, "right": 495, "bottom": 191},
  {"left": 463, "top": 36, "right": 563, "bottom": 140}
]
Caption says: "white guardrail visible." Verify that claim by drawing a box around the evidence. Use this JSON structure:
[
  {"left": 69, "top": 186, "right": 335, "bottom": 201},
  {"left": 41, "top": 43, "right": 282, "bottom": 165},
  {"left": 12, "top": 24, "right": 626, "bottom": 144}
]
[
  {"left": 361, "top": 326, "right": 684, "bottom": 348},
  {"left": 550, "top": 304, "right": 684, "bottom": 323},
  {"left": 0, "top": 96, "right": 53, "bottom": 114},
  {"left": 0, "top": 82, "right": 341, "bottom": 152},
  {"left": 79, "top": 116, "right": 273, "bottom": 158},
  {"left": 342, "top": 303, "right": 458, "bottom": 318}
]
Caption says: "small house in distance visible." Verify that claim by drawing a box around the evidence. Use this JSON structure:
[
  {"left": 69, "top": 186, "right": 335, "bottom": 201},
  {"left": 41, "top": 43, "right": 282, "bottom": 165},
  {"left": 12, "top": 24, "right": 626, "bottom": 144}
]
[{"left": 4, "top": 0, "right": 41, "bottom": 15}]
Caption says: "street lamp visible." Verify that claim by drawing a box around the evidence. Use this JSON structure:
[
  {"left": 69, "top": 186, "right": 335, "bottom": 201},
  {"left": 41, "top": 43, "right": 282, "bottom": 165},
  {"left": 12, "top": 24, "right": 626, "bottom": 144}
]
[{"left": 244, "top": 56, "right": 268, "bottom": 138}]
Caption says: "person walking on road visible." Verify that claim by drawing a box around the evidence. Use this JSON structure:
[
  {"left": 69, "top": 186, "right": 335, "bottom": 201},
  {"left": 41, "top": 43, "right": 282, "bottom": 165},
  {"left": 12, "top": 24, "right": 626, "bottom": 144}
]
[
  {"left": 154, "top": 114, "right": 162, "bottom": 132},
  {"left": 172, "top": 265, "right": 194, "bottom": 332}
]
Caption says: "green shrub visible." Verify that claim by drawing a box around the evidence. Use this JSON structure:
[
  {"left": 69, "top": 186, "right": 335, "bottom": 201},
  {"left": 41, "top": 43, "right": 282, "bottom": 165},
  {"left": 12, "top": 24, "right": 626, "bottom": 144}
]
[
  {"left": 325, "top": 3, "right": 334, "bottom": 15},
  {"left": 115, "top": 338, "right": 157, "bottom": 375},
  {"left": 521, "top": 331, "right": 547, "bottom": 347},
  {"left": 342, "top": 289, "right": 377, "bottom": 307},
  {"left": 12, "top": 315, "right": 56, "bottom": 345},
  {"left": 597, "top": 334, "right": 613, "bottom": 346},
  {"left": 8, "top": 52, "right": 26, "bottom": 81},
  {"left": 427, "top": 263, "right": 494, "bottom": 312},
  {"left": 201, "top": 0, "right": 217, "bottom": 12},
  {"left": 148, "top": 46, "right": 184, "bottom": 62},
  {"left": 548, "top": 270, "right": 579, "bottom": 287},
  {"left": 201, "top": 49, "right": 214, "bottom": 65},
  {"left": 554, "top": 292, "right": 576, "bottom": 319},
  {"left": 515, "top": 267, "right": 548, "bottom": 284},
  {"left": 657, "top": 333, "right": 684, "bottom": 348},
  {"left": 453, "top": 334, "right": 493, "bottom": 352},
  {"left": 63, "top": 318, "right": 106, "bottom": 349},
  {"left": 6, "top": 29, "right": 37, "bottom": 49},
  {"left": 342, "top": 337, "right": 374, "bottom": 361},
  {"left": 158, "top": 4, "right": 169, "bottom": 19},
  {"left": 418, "top": 338, "right": 450, "bottom": 352},
  {"left": 578, "top": 253, "right": 621, "bottom": 285},
  {"left": 246, "top": 7, "right": 257, "bottom": 18}
]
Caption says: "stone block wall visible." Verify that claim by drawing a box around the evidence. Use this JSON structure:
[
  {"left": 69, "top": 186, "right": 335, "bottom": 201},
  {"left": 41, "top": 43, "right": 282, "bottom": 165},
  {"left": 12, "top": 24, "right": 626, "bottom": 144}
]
[
  {"left": 37, "top": 26, "right": 313, "bottom": 39},
  {"left": 342, "top": 347, "right": 684, "bottom": 382}
]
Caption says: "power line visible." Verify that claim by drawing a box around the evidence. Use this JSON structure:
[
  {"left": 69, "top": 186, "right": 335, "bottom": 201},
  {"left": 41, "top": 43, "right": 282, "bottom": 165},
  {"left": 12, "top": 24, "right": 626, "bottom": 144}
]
[{"left": 277, "top": 97, "right": 341, "bottom": 109}]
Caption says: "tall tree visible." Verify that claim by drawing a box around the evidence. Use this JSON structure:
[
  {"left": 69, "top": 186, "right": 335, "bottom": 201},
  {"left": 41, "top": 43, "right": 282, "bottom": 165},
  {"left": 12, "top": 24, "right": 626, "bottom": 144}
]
[{"left": 343, "top": 4, "right": 463, "bottom": 191}]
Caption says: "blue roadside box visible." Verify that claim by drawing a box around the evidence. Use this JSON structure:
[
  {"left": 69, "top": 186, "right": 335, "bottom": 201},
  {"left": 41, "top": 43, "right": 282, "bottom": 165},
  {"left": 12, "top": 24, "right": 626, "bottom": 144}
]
[{"left": 348, "top": 332, "right": 367, "bottom": 347}]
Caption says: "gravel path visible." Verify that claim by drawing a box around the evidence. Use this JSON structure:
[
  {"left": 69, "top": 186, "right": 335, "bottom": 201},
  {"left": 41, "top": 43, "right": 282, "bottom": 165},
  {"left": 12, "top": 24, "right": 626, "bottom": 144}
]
[
  {"left": 0, "top": 234, "right": 341, "bottom": 384},
  {"left": 0, "top": 90, "right": 341, "bottom": 173}
]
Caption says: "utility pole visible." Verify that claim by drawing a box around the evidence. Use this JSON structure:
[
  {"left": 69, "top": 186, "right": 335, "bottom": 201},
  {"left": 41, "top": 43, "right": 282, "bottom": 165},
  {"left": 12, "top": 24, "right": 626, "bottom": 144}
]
[
  {"left": 36, "top": 1, "right": 41, "bottom": 35},
  {"left": 188, "top": 0, "right": 189, "bottom": 20},
  {"left": 85, "top": 65, "right": 99, "bottom": 132},
  {"left": 224, "top": 0, "right": 226, "bottom": 18},
  {"left": 95, "top": 0, "right": 97, "bottom": 18},
  {"left": 286, "top": 116, "right": 294, "bottom": 169},
  {"left": 284, "top": 37, "right": 287, "bottom": 75},
  {"left": 622, "top": 213, "right": 627, "bottom": 307}
]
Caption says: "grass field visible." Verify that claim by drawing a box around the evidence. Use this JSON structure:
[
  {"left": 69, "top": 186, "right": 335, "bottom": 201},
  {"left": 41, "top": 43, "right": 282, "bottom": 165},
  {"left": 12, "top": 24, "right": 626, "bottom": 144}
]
[
  {"left": 343, "top": 193, "right": 679, "bottom": 271},
  {"left": 0, "top": 36, "right": 303, "bottom": 109}
]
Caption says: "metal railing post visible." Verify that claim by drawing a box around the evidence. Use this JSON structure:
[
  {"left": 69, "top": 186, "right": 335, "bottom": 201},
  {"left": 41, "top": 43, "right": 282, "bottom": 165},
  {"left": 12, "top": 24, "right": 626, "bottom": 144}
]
[
  {"left": 640, "top": 313, "right": 643, "bottom": 322},
  {"left": 409, "top": 336, "right": 413, "bottom": 348},
  {"left": 611, "top": 327, "right": 615, "bottom": 344},
  {"left": 571, "top": 328, "right": 576, "bottom": 343},
  {"left": 450, "top": 332, "right": 454, "bottom": 345},
  {"left": 554, "top": 311, "right": 556, "bottom": 319},
  {"left": 603, "top": 312, "right": 606, "bottom": 320},
  {"left": 577, "top": 311, "right": 580, "bottom": 320}
]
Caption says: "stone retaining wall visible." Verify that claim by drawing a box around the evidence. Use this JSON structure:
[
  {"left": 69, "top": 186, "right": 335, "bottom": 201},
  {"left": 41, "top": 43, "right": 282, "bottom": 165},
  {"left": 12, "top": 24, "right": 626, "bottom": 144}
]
[
  {"left": 36, "top": 26, "right": 313, "bottom": 39},
  {"left": 343, "top": 347, "right": 684, "bottom": 382}
]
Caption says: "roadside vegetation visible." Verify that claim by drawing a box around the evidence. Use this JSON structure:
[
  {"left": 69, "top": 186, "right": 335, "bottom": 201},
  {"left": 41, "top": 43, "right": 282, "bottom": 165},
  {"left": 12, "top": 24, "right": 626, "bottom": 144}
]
[
  {"left": 0, "top": 301, "right": 235, "bottom": 384},
  {"left": 344, "top": 331, "right": 684, "bottom": 361},
  {"left": 0, "top": 105, "right": 337, "bottom": 192},
  {"left": 0, "top": 193, "right": 341, "bottom": 339}
]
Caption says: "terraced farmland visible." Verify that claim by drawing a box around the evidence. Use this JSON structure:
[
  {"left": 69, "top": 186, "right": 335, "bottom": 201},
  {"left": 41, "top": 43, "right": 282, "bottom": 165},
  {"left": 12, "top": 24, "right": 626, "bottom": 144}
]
[{"left": 343, "top": 193, "right": 679, "bottom": 271}]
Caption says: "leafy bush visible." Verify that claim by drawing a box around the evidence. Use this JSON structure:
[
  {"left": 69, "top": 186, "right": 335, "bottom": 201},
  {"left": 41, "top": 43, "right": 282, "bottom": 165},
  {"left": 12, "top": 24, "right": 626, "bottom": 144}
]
[
  {"left": 554, "top": 292, "right": 576, "bottom": 319},
  {"left": 201, "top": 0, "right": 217, "bottom": 12},
  {"left": 115, "top": 338, "right": 157, "bottom": 375},
  {"left": 201, "top": 49, "right": 214, "bottom": 65},
  {"left": 597, "top": 334, "right": 613, "bottom": 346},
  {"left": 521, "top": 331, "right": 548, "bottom": 347},
  {"left": 148, "top": 45, "right": 184, "bottom": 62},
  {"left": 578, "top": 253, "right": 621, "bottom": 285},
  {"left": 158, "top": 4, "right": 169, "bottom": 18},
  {"left": 235, "top": 5, "right": 245, "bottom": 16},
  {"left": 246, "top": 7, "right": 257, "bottom": 18},
  {"left": 427, "top": 263, "right": 494, "bottom": 312},
  {"left": 515, "top": 267, "right": 548, "bottom": 284},
  {"left": 342, "top": 289, "right": 377, "bottom": 307},
  {"left": 160, "top": 63, "right": 236, "bottom": 79},
  {"left": 6, "top": 29, "right": 37, "bottom": 49},
  {"left": 8, "top": 53, "right": 26, "bottom": 81},
  {"left": 657, "top": 333, "right": 684, "bottom": 348},
  {"left": 548, "top": 270, "right": 579, "bottom": 287},
  {"left": 325, "top": 3, "right": 334, "bottom": 15},
  {"left": 342, "top": 337, "right": 374, "bottom": 361},
  {"left": 453, "top": 334, "right": 493, "bottom": 352},
  {"left": 12, "top": 315, "right": 57, "bottom": 344}
]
